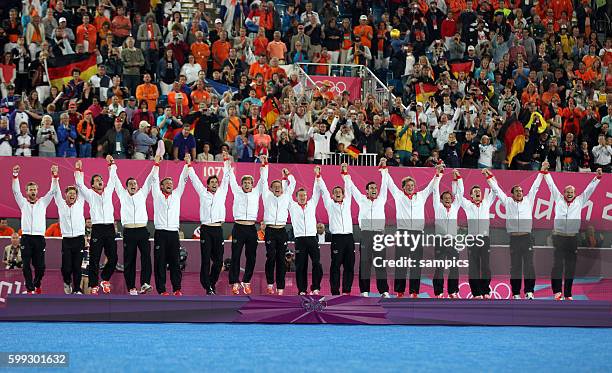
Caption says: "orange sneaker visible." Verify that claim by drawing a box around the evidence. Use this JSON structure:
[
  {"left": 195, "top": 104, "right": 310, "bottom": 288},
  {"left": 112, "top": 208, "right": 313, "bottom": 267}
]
[
  {"left": 90, "top": 286, "right": 99, "bottom": 295},
  {"left": 35, "top": 287, "right": 42, "bottom": 294},
  {"left": 409, "top": 292, "right": 418, "bottom": 298},
  {"left": 266, "top": 285, "right": 275, "bottom": 295},
  {"left": 173, "top": 290, "right": 183, "bottom": 296},
  {"left": 242, "top": 282, "right": 252, "bottom": 295},
  {"left": 231, "top": 284, "right": 240, "bottom": 295},
  {"left": 161, "top": 292, "right": 170, "bottom": 296},
  {"left": 396, "top": 292, "right": 405, "bottom": 298},
  {"left": 554, "top": 292, "right": 563, "bottom": 301}
]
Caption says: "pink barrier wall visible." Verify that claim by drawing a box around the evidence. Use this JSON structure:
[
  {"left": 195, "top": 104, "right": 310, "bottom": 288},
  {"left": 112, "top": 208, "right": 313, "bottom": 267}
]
[{"left": 1, "top": 157, "right": 610, "bottom": 230}]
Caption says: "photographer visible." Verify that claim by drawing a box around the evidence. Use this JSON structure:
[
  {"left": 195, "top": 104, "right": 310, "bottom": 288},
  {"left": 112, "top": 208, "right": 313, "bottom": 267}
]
[
  {"left": 36, "top": 117, "right": 58, "bottom": 157},
  {"left": 3, "top": 232, "right": 22, "bottom": 269}
]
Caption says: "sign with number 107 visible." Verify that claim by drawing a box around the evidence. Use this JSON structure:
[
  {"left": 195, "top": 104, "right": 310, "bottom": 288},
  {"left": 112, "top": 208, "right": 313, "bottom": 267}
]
[{"left": 200, "top": 166, "right": 223, "bottom": 177}]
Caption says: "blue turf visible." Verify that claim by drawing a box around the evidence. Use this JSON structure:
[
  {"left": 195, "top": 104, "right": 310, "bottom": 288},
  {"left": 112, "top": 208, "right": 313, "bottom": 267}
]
[{"left": 2, "top": 322, "right": 611, "bottom": 372}]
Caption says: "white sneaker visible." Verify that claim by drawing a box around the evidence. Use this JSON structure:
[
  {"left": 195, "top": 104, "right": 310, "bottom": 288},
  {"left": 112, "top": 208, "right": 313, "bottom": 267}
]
[
  {"left": 140, "top": 283, "right": 152, "bottom": 294},
  {"left": 361, "top": 292, "right": 369, "bottom": 297},
  {"left": 554, "top": 292, "right": 563, "bottom": 301},
  {"left": 381, "top": 292, "right": 390, "bottom": 298},
  {"left": 74, "top": 291, "right": 82, "bottom": 294},
  {"left": 298, "top": 292, "right": 306, "bottom": 295},
  {"left": 63, "top": 283, "right": 72, "bottom": 295},
  {"left": 277, "top": 289, "right": 284, "bottom": 295},
  {"left": 311, "top": 290, "right": 320, "bottom": 295},
  {"left": 513, "top": 295, "right": 522, "bottom": 300},
  {"left": 525, "top": 292, "right": 535, "bottom": 300},
  {"left": 129, "top": 288, "right": 139, "bottom": 296}
]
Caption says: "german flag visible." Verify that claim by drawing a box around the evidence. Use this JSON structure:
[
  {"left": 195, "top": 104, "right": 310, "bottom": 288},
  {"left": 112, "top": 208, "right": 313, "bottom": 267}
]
[
  {"left": 345, "top": 145, "right": 361, "bottom": 159},
  {"left": 415, "top": 83, "right": 437, "bottom": 103},
  {"left": 450, "top": 61, "right": 473, "bottom": 78},
  {"left": 47, "top": 53, "right": 98, "bottom": 90},
  {"left": 504, "top": 121, "right": 526, "bottom": 165},
  {"left": 260, "top": 96, "right": 280, "bottom": 129}
]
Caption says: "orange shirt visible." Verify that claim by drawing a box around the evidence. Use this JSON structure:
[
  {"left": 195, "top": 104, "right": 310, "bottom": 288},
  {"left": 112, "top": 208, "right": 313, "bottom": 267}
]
[
  {"left": 76, "top": 23, "right": 98, "bottom": 52},
  {"left": 264, "top": 66, "right": 287, "bottom": 82},
  {"left": 551, "top": 0, "right": 572, "bottom": 21},
  {"left": 45, "top": 223, "right": 62, "bottom": 237},
  {"left": 191, "top": 89, "right": 211, "bottom": 106},
  {"left": 267, "top": 41, "right": 287, "bottom": 61},
  {"left": 167, "top": 91, "right": 190, "bottom": 117},
  {"left": 582, "top": 55, "right": 597, "bottom": 69},
  {"left": 449, "top": 0, "right": 467, "bottom": 20},
  {"left": 353, "top": 25, "right": 373, "bottom": 48},
  {"left": 253, "top": 36, "right": 269, "bottom": 57},
  {"left": 211, "top": 40, "right": 231, "bottom": 70},
  {"left": 94, "top": 15, "right": 111, "bottom": 32},
  {"left": 191, "top": 42, "right": 211, "bottom": 69},
  {"left": 249, "top": 62, "right": 270, "bottom": 79},
  {"left": 574, "top": 69, "right": 595, "bottom": 82},
  {"left": 225, "top": 116, "right": 241, "bottom": 142},
  {"left": 0, "top": 226, "right": 15, "bottom": 236},
  {"left": 135, "top": 83, "right": 160, "bottom": 112}
]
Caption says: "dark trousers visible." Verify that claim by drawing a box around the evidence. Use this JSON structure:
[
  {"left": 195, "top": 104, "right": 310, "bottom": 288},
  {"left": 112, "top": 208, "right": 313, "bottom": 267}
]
[
  {"left": 123, "top": 74, "right": 140, "bottom": 96},
  {"left": 264, "top": 227, "right": 289, "bottom": 289},
  {"left": 294, "top": 236, "right": 323, "bottom": 293},
  {"left": 153, "top": 230, "right": 182, "bottom": 293},
  {"left": 20, "top": 235, "right": 46, "bottom": 291},
  {"left": 123, "top": 227, "right": 152, "bottom": 290},
  {"left": 61, "top": 236, "right": 84, "bottom": 293},
  {"left": 199, "top": 225, "right": 224, "bottom": 292},
  {"left": 432, "top": 243, "right": 459, "bottom": 296},
  {"left": 509, "top": 234, "right": 535, "bottom": 295},
  {"left": 551, "top": 234, "right": 578, "bottom": 298},
  {"left": 329, "top": 233, "right": 355, "bottom": 295},
  {"left": 467, "top": 236, "right": 491, "bottom": 297},
  {"left": 358, "top": 231, "right": 389, "bottom": 294},
  {"left": 88, "top": 224, "right": 118, "bottom": 288},
  {"left": 394, "top": 230, "right": 424, "bottom": 294},
  {"left": 229, "top": 224, "right": 258, "bottom": 284}
]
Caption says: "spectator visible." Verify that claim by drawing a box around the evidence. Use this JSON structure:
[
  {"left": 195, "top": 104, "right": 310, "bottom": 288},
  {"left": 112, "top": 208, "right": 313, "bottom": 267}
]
[
  {"left": 412, "top": 123, "right": 435, "bottom": 160},
  {"left": 36, "top": 116, "right": 58, "bottom": 157},
  {"left": 99, "top": 117, "right": 132, "bottom": 159},
  {"left": 3, "top": 232, "right": 22, "bottom": 269},
  {"left": 14, "top": 122, "right": 32, "bottom": 157},
  {"left": 121, "top": 36, "right": 144, "bottom": 96},
  {"left": 196, "top": 142, "right": 214, "bottom": 162},
  {"left": 76, "top": 111, "right": 95, "bottom": 158},
  {"left": 0, "top": 218, "right": 15, "bottom": 237},
  {"left": 56, "top": 114, "right": 77, "bottom": 157},
  {"left": 132, "top": 120, "right": 156, "bottom": 160},
  {"left": 235, "top": 123, "right": 255, "bottom": 162},
  {"left": 172, "top": 123, "right": 196, "bottom": 161}
]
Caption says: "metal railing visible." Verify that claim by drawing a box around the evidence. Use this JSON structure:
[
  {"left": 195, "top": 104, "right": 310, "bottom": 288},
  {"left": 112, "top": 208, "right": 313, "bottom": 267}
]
[
  {"left": 290, "top": 62, "right": 403, "bottom": 110},
  {"left": 320, "top": 152, "right": 378, "bottom": 166}
]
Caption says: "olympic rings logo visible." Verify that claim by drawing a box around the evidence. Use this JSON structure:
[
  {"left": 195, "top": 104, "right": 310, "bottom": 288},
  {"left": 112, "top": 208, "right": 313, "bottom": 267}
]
[
  {"left": 457, "top": 282, "right": 512, "bottom": 299},
  {"left": 314, "top": 80, "right": 347, "bottom": 94}
]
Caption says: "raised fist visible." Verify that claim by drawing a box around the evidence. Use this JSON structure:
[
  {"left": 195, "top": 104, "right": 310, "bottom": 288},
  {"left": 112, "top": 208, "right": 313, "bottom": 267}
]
[
  {"left": 596, "top": 168, "right": 603, "bottom": 177},
  {"left": 541, "top": 160, "right": 550, "bottom": 171},
  {"left": 75, "top": 160, "right": 82, "bottom": 170},
  {"left": 314, "top": 166, "right": 321, "bottom": 176},
  {"left": 282, "top": 168, "right": 290, "bottom": 176},
  {"left": 154, "top": 154, "right": 161, "bottom": 163},
  {"left": 341, "top": 162, "right": 348, "bottom": 173},
  {"left": 51, "top": 165, "right": 59, "bottom": 176},
  {"left": 12, "top": 165, "right": 20, "bottom": 175}
]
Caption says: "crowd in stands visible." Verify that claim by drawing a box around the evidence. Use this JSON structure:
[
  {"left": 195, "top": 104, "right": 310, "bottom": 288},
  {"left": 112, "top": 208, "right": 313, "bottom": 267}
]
[{"left": 0, "top": 0, "right": 610, "bottom": 172}]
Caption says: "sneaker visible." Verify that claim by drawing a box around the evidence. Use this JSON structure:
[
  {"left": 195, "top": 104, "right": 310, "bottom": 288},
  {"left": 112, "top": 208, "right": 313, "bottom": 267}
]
[
  {"left": 63, "top": 283, "right": 72, "bottom": 295},
  {"left": 564, "top": 296, "right": 573, "bottom": 301},
  {"left": 381, "top": 292, "right": 390, "bottom": 298},
  {"left": 206, "top": 287, "right": 216, "bottom": 295},
  {"left": 554, "top": 292, "right": 563, "bottom": 301},
  {"left": 90, "top": 286, "right": 99, "bottom": 295},
  {"left": 25, "top": 290, "right": 35, "bottom": 295},
  {"left": 277, "top": 289, "right": 284, "bottom": 295},
  {"left": 173, "top": 290, "right": 183, "bottom": 296},
  {"left": 483, "top": 293, "right": 491, "bottom": 300},
  {"left": 396, "top": 292, "right": 405, "bottom": 298},
  {"left": 312, "top": 289, "right": 320, "bottom": 295},
  {"left": 342, "top": 292, "right": 351, "bottom": 296},
  {"left": 448, "top": 292, "right": 459, "bottom": 299},
  {"left": 139, "top": 283, "right": 152, "bottom": 294},
  {"left": 160, "top": 292, "right": 170, "bottom": 296},
  {"left": 409, "top": 292, "right": 418, "bottom": 299},
  {"left": 129, "top": 288, "right": 138, "bottom": 296},
  {"left": 35, "top": 287, "right": 42, "bottom": 294},
  {"left": 241, "top": 282, "right": 252, "bottom": 295},
  {"left": 361, "top": 292, "right": 369, "bottom": 297},
  {"left": 231, "top": 284, "right": 240, "bottom": 295},
  {"left": 73, "top": 291, "right": 82, "bottom": 295},
  {"left": 474, "top": 295, "right": 483, "bottom": 299},
  {"left": 525, "top": 292, "right": 535, "bottom": 300},
  {"left": 299, "top": 292, "right": 307, "bottom": 295},
  {"left": 100, "top": 281, "right": 111, "bottom": 294},
  {"left": 435, "top": 294, "right": 444, "bottom": 298},
  {"left": 512, "top": 295, "right": 521, "bottom": 299},
  {"left": 266, "top": 285, "right": 275, "bottom": 295}
]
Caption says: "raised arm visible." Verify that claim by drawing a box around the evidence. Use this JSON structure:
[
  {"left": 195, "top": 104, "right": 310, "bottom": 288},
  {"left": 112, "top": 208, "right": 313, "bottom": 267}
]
[
  {"left": 382, "top": 167, "right": 402, "bottom": 199},
  {"left": 175, "top": 155, "right": 191, "bottom": 197},
  {"left": 543, "top": 173, "right": 562, "bottom": 201},
  {"left": 281, "top": 169, "right": 297, "bottom": 197},
  {"left": 316, "top": 172, "right": 333, "bottom": 209},
  {"left": 40, "top": 166, "right": 58, "bottom": 208},
  {"left": 74, "top": 160, "right": 92, "bottom": 202},
  {"left": 151, "top": 155, "right": 162, "bottom": 198},
  {"left": 11, "top": 165, "right": 26, "bottom": 209},
  {"left": 105, "top": 156, "right": 118, "bottom": 195},
  {"left": 484, "top": 169, "right": 508, "bottom": 205},
  {"left": 578, "top": 169, "right": 603, "bottom": 207},
  {"left": 188, "top": 164, "right": 206, "bottom": 195},
  {"left": 139, "top": 164, "right": 155, "bottom": 197},
  {"left": 526, "top": 172, "right": 543, "bottom": 202},
  {"left": 218, "top": 158, "right": 231, "bottom": 194},
  {"left": 257, "top": 155, "right": 269, "bottom": 195},
  {"left": 432, "top": 172, "right": 442, "bottom": 209},
  {"left": 228, "top": 163, "right": 240, "bottom": 194},
  {"left": 111, "top": 160, "right": 128, "bottom": 199},
  {"left": 418, "top": 167, "right": 441, "bottom": 199}
]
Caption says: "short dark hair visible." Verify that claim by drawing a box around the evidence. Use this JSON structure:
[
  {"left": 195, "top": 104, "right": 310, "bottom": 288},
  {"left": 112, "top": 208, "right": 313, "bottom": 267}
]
[
  {"left": 206, "top": 175, "right": 218, "bottom": 185},
  {"left": 125, "top": 177, "right": 136, "bottom": 187},
  {"left": 365, "top": 181, "right": 377, "bottom": 190},
  {"left": 90, "top": 174, "right": 102, "bottom": 186},
  {"left": 295, "top": 187, "right": 307, "bottom": 197}
]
